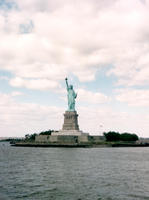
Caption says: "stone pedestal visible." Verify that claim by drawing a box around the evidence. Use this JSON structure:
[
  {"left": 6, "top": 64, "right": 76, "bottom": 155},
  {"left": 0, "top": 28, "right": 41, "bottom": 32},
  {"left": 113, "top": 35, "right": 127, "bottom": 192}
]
[
  {"left": 62, "top": 111, "right": 79, "bottom": 130},
  {"left": 51, "top": 110, "right": 89, "bottom": 136}
]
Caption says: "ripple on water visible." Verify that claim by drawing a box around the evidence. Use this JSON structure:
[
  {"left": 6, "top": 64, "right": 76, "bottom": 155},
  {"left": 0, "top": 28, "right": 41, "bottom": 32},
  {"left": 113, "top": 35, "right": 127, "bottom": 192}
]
[{"left": 1, "top": 144, "right": 149, "bottom": 200}]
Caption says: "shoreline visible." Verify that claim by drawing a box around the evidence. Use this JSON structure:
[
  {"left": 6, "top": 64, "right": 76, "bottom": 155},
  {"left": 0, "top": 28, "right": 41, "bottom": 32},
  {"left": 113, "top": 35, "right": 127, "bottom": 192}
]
[{"left": 11, "top": 142, "right": 149, "bottom": 148}]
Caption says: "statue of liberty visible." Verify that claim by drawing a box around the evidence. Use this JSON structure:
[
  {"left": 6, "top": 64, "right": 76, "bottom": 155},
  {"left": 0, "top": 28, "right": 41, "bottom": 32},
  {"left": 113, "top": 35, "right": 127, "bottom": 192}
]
[{"left": 65, "top": 78, "right": 77, "bottom": 111}]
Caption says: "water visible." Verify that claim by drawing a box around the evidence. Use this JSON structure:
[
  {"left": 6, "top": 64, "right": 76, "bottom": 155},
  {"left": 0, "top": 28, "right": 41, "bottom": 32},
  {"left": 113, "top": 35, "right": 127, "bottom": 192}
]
[{"left": 0, "top": 142, "right": 149, "bottom": 200}]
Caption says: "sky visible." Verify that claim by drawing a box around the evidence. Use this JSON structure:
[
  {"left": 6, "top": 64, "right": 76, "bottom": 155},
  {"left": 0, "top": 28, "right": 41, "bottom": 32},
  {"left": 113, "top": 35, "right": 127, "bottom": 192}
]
[{"left": 0, "top": 0, "right": 149, "bottom": 137}]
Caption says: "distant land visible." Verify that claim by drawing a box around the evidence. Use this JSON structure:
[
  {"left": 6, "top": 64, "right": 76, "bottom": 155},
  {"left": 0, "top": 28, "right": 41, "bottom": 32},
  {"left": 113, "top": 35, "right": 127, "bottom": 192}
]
[{"left": 0, "top": 137, "right": 24, "bottom": 141}]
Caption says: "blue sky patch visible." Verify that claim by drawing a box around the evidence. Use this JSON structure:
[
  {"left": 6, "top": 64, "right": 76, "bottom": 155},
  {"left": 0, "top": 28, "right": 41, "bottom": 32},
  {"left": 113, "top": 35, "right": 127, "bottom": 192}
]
[
  {"left": 0, "top": 0, "right": 17, "bottom": 11},
  {"left": 19, "top": 20, "right": 34, "bottom": 34}
]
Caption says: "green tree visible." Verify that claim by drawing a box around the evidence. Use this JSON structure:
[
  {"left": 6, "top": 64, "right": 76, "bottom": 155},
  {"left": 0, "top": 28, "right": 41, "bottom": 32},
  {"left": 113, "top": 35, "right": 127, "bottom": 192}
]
[
  {"left": 104, "top": 131, "right": 139, "bottom": 142},
  {"left": 120, "top": 133, "right": 138, "bottom": 141},
  {"left": 25, "top": 133, "right": 37, "bottom": 141},
  {"left": 104, "top": 131, "right": 120, "bottom": 141},
  {"left": 39, "top": 129, "right": 54, "bottom": 135}
]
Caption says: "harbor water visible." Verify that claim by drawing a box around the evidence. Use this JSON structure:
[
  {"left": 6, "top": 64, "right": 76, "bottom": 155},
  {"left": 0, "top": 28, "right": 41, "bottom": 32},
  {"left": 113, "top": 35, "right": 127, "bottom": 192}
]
[{"left": 0, "top": 142, "right": 149, "bottom": 200}]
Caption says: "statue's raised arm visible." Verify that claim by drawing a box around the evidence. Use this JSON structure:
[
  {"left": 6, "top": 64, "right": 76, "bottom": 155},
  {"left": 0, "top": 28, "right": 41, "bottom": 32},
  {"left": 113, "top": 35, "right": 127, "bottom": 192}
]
[{"left": 65, "top": 77, "right": 69, "bottom": 91}]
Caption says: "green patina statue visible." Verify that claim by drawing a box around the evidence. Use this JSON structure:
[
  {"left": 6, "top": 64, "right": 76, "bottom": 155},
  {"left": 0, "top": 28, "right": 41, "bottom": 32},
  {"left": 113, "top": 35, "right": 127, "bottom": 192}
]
[{"left": 65, "top": 78, "right": 77, "bottom": 111}]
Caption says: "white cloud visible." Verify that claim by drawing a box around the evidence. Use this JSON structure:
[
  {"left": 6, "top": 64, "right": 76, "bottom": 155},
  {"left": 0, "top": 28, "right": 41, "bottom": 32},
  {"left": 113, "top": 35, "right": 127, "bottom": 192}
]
[
  {"left": 0, "top": 0, "right": 149, "bottom": 89},
  {"left": 78, "top": 106, "right": 149, "bottom": 137},
  {"left": 9, "top": 77, "right": 61, "bottom": 91},
  {"left": 0, "top": 93, "right": 13, "bottom": 106},
  {"left": 0, "top": 92, "right": 64, "bottom": 137},
  {"left": 77, "top": 88, "right": 109, "bottom": 104},
  {"left": 116, "top": 88, "right": 149, "bottom": 106},
  {"left": 11, "top": 91, "right": 23, "bottom": 96}
]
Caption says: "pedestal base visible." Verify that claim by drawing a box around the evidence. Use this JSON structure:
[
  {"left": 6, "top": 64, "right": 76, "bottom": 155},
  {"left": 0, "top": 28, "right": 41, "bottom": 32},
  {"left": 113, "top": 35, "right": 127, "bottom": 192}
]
[
  {"left": 62, "top": 111, "right": 79, "bottom": 130},
  {"left": 51, "top": 130, "right": 88, "bottom": 136}
]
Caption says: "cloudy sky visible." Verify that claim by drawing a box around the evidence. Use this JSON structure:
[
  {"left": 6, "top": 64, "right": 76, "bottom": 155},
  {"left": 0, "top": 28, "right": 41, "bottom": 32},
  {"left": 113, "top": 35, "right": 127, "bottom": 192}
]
[{"left": 0, "top": 0, "right": 149, "bottom": 137}]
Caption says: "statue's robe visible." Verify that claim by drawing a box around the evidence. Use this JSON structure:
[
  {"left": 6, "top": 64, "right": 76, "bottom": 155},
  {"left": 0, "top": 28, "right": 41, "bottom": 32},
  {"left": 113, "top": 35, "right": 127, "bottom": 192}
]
[{"left": 67, "top": 88, "right": 76, "bottom": 111}]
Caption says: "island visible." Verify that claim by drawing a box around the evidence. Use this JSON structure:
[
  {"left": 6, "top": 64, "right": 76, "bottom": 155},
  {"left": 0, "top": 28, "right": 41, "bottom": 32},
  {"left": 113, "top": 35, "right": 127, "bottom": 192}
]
[{"left": 11, "top": 78, "right": 149, "bottom": 148}]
